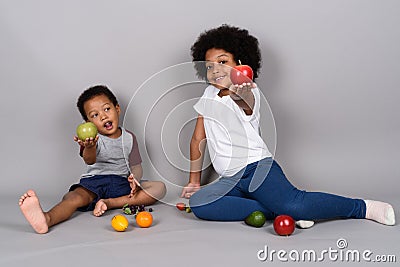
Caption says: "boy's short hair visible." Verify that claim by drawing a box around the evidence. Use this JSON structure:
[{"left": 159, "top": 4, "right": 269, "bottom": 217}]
[
  {"left": 77, "top": 85, "right": 119, "bottom": 121},
  {"left": 191, "top": 24, "right": 262, "bottom": 81}
]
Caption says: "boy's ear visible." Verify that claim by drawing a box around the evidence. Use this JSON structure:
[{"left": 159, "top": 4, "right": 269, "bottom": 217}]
[{"left": 116, "top": 104, "right": 121, "bottom": 115}]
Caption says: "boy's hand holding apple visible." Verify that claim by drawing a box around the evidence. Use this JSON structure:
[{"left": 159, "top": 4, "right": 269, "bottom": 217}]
[
  {"left": 74, "top": 122, "right": 99, "bottom": 148},
  {"left": 74, "top": 135, "right": 99, "bottom": 148}
]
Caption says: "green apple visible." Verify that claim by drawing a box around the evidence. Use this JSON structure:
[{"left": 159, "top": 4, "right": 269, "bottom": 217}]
[
  {"left": 245, "top": 211, "right": 266, "bottom": 228},
  {"left": 76, "top": 122, "right": 98, "bottom": 141}
]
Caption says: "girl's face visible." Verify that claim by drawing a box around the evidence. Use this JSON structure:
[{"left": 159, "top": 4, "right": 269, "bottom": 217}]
[
  {"left": 205, "top": 48, "right": 237, "bottom": 90},
  {"left": 83, "top": 94, "right": 121, "bottom": 139}
]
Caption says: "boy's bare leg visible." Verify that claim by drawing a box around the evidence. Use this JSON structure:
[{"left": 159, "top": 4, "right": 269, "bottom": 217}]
[
  {"left": 19, "top": 187, "right": 96, "bottom": 234},
  {"left": 93, "top": 181, "right": 166, "bottom": 216}
]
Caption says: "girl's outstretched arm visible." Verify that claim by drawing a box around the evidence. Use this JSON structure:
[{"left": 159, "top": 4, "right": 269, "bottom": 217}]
[{"left": 229, "top": 82, "right": 256, "bottom": 115}]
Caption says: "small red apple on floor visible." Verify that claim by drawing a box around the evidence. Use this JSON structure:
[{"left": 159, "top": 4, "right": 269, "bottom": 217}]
[
  {"left": 273, "top": 215, "right": 295, "bottom": 236},
  {"left": 176, "top": 202, "right": 186, "bottom": 211},
  {"left": 230, "top": 61, "right": 253, "bottom": 85}
]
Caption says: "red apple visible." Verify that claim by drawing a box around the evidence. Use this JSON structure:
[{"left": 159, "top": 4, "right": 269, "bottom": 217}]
[
  {"left": 230, "top": 64, "right": 253, "bottom": 85},
  {"left": 176, "top": 202, "right": 186, "bottom": 211},
  {"left": 273, "top": 215, "right": 295, "bottom": 236},
  {"left": 76, "top": 122, "right": 98, "bottom": 141}
]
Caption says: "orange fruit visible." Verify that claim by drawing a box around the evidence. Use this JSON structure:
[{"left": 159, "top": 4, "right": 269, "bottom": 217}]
[
  {"left": 111, "top": 214, "right": 129, "bottom": 232},
  {"left": 136, "top": 211, "right": 153, "bottom": 228}
]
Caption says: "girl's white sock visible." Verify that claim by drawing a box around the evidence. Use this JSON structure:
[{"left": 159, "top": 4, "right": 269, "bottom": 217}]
[
  {"left": 295, "top": 220, "right": 314, "bottom": 229},
  {"left": 364, "top": 200, "right": 395, "bottom": 226}
]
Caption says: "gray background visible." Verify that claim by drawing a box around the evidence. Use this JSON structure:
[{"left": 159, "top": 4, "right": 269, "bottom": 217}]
[
  {"left": 1, "top": 1, "right": 399, "bottom": 266},
  {"left": 1, "top": 0, "right": 398, "bottom": 201}
]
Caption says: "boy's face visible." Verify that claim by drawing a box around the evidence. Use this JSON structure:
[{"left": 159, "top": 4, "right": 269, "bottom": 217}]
[
  {"left": 205, "top": 48, "right": 237, "bottom": 90},
  {"left": 83, "top": 94, "right": 121, "bottom": 139}
]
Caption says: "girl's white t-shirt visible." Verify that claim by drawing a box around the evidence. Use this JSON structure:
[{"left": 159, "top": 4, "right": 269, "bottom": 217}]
[{"left": 193, "top": 85, "right": 272, "bottom": 177}]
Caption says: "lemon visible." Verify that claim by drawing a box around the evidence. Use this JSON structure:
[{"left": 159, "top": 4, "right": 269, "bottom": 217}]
[
  {"left": 111, "top": 214, "right": 129, "bottom": 232},
  {"left": 245, "top": 211, "right": 266, "bottom": 228}
]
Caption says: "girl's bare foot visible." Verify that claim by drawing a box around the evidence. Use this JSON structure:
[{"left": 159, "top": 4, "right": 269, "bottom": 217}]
[
  {"left": 19, "top": 190, "right": 48, "bottom": 234},
  {"left": 93, "top": 199, "right": 108, "bottom": 217}
]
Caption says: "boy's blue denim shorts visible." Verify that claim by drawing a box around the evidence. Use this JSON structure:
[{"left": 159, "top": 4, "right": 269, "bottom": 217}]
[{"left": 69, "top": 174, "right": 132, "bottom": 211}]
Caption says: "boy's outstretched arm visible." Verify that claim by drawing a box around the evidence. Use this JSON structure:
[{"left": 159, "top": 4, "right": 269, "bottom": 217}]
[
  {"left": 181, "top": 115, "right": 206, "bottom": 198},
  {"left": 74, "top": 135, "right": 99, "bottom": 165}
]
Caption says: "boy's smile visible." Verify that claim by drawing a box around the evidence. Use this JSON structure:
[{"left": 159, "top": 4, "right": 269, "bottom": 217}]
[
  {"left": 205, "top": 48, "right": 237, "bottom": 93},
  {"left": 83, "top": 94, "right": 121, "bottom": 139}
]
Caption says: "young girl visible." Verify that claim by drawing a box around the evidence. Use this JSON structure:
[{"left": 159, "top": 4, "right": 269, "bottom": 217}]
[{"left": 181, "top": 25, "right": 395, "bottom": 226}]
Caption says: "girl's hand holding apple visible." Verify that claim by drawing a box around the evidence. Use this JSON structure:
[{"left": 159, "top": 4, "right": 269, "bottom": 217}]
[
  {"left": 230, "top": 62, "right": 253, "bottom": 85},
  {"left": 229, "top": 62, "right": 256, "bottom": 106},
  {"left": 229, "top": 82, "right": 257, "bottom": 101}
]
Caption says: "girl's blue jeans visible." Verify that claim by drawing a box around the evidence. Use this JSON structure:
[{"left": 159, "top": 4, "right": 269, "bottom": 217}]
[{"left": 189, "top": 157, "right": 366, "bottom": 221}]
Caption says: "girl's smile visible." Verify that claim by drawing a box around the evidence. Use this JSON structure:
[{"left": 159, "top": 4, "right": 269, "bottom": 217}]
[{"left": 205, "top": 48, "right": 237, "bottom": 92}]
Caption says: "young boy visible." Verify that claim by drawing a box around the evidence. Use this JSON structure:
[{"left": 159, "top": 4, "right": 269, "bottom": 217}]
[{"left": 19, "top": 85, "right": 166, "bottom": 234}]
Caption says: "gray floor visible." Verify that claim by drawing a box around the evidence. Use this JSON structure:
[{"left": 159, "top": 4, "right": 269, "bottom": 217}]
[{"left": 1, "top": 195, "right": 399, "bottom": 267}]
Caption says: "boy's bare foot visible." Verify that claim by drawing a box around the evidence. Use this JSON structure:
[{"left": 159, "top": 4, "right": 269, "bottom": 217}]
[
  {"left": 19, "top": 190, "right": 49, "bottom": 234},
  {"left": 93, "top": 199, "right": 108, "bottom": 217}
]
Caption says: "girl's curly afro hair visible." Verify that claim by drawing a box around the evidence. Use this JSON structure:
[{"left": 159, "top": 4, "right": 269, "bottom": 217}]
[{"left": 191, "top": 24, "right": 261, "bottom": 81}]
